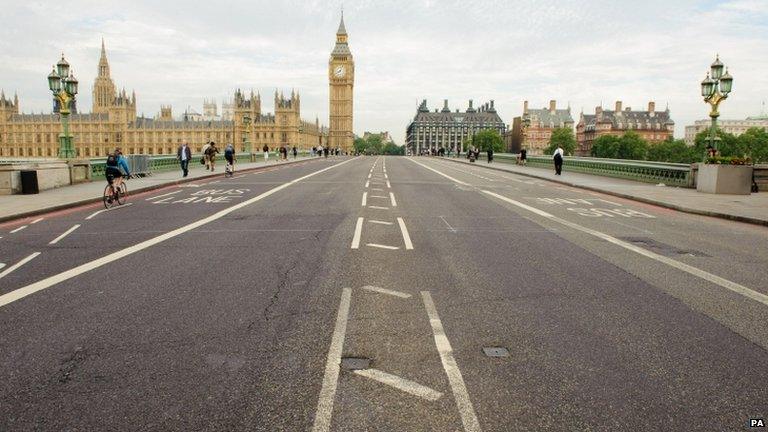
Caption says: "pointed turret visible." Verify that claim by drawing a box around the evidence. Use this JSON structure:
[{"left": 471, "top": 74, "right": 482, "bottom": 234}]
[
  {"left": 337, "top": 11, "right": 347, "bottom": 35},
  {"left": 93, "top": 38, "right": 117, "bottom": 114}
]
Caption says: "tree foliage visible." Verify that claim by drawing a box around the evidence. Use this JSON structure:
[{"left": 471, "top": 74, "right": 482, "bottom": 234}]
[
  {"left": 646, "top": 139, "right": 698, "bottom": 163},
  {"left": 472, "top": 129, "right": 504, "bottom": 152},
  {"left": 354, "top": 134, "right": 403, "bottom": 155},
  {"left": 590, "top": 131, "right": 648, "bottom": 160},
  {"left": 544, "top": 127, "right": 577, "bottom": 155}
]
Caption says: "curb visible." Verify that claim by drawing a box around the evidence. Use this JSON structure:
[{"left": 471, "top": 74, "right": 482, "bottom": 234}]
[
  {"left": 440, "top": 157, "right": 768, "bottom": 228},
  {"left": 0, "top": 157, "right": 317, "bottom": 224}
]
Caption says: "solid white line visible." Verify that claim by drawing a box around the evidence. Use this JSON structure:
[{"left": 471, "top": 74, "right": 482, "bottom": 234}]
[
  {"left": 390, "top": 192, "right": 398, "bottom": 207},
  {"left": 422, "top": 291, "right": 482, "bottom": 432},
  {"left": 10, "top": 225, "right": 28, "bottom": 233},
  {"left": 312, "top": 288, "right": 352, "bottom": 432},
  {"left": 366, "top": 243, "right": 400, "bottom": 250},
  {"left": 0, "top": 158, "right": 357, "bottom": 309},
  {"left": 361, "top": 285, "right": 412, "bottom": 298},
  {"left": 369, "top": 206, "right": 389, "bottom": 210},
  {"left": 145, "top": 190, "right": 181, "bottom": 201},
  {"left": 397, "top": 217, "right": 414, "bottom": 250},
  {"left": 406, "top": 157, "right": 470, "bottom": 185},
  {"left": 481, "top": 190, "right": 768, "bottom": 307},
  {"left": 351, "top": 217, "right": 364, "bottom": 249},
  {"left": 386, "top": 180, "right": 391, "bottom": 188},
  {"left": 361, "top": 192, "right": 368, "bottom": 207},
  {"left": 0, "top": 252, "right": 41, "bottom": 281},
  {"left": 85, "top": 209, "right": 107, "bottom": 220},
  {"left": 368, "top": 220, "right": 393, "bottom": 225},
  {"left": 31, "top": 218, "right": 44, "bottom": 224},
  {"left": 365, "top": 180, "right": 370, "bottom": 188},
  {"left": 49, "top": 224, "right": 81, "bottom": 245},
  {"left": 353, "top": 368, "right": 442, "bottom": 401}
]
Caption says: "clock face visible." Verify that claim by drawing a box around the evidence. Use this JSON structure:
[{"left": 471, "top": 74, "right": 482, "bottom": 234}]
[{"left": 334, "top": 65, "right": 345, "bottom": 78}]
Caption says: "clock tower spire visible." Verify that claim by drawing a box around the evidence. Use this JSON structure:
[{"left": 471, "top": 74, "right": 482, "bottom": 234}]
[{"left": 329, "top": 11, "right": 354, "bottom": 153}]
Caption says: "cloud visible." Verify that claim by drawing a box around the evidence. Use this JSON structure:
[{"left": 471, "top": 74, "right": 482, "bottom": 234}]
[{"left": 1, "top": 0, "right": 766, "bottom": 145}]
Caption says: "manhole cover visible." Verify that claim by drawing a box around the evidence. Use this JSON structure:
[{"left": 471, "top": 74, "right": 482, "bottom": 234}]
[
  {"left": 482, "top": 347, "right": 509, "bottom": 358},
  {"left": 341, "top": 357, "right": 371, "bottom": 370}
]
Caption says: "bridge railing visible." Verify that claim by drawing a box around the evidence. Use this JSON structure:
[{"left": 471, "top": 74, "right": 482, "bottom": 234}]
[
  {"left": 90, "top": 153, "right": 254, "bottom": 178},
  {"left": 478, "top": 153, "right": 695, "bottom": 187}
]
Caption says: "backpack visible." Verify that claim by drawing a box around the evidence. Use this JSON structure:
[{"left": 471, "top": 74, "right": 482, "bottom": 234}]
[
  {"left": 106, "top": 153, "right": 118, "bottom": 167},
  {"left": 224, "top": 147, "right": 234, "bottom": 158}
]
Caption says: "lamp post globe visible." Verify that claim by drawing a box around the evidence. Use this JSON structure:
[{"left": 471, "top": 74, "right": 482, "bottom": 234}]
[
  {"left": 719, "top": 69, "right": 733, "bottom": 94},
  {"left": 48, "top": 54, "right": 77, "bottom": 159},
  {"left": 48, "top": 68, "right": 61, "bottom": 92},
  {"left": 701, "top": 55, "right": 734, "bottom": 154},
  {"left": 56, "top": 54, "right": 70, "bottom": 79},
  {"left": 701, "top": 73, "right": 715, "bottom": 98},
  {"left": 710, "top": 55, "right": 724, "bottom": 80}
]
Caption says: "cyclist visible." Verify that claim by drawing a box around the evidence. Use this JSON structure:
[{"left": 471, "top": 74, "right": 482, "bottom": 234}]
[
  {"left": 224, "top": 143, "right": 236, "bottom": 175},
  {"left": 105, "top": 147, "right": 130, "bottom": 200}
]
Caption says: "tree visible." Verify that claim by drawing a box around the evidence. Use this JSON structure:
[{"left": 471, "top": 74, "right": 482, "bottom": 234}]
[
  {"left": 366, "top": 135, "right": 384, "bottom": 155},
  {"left": 382, "top": 142, "right": 404, "bottom": 155},
  {"left": 353, "top": 138, "right": 367, "bottom": 154},
  {"left": 544, "top": 127, "right": 577, "bottom": 155},
  {"left": 737, "top": 127, "right": 768, "bottom": 163},
  {"left": 472, "top": 129, "right": 504, "bottom": 152},
  {"left": 694, "top": 128, "right": 738, "bottom": 159},
  {"left": 616, "top": 131, "right": 649, "bottom": 160},
  {"left": 591, "top": 135, "right": 620, "bottom": 158},
  {"left": 647, "top": 139, "right": 697, "bottom": 163}
]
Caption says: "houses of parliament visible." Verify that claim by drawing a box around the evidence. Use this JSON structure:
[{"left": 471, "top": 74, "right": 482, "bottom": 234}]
[{"left": 0, "top": 15, "right": 356, "bottom": 158}]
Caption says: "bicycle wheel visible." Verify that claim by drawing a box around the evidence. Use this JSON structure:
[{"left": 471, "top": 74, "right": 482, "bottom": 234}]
[
  {"left": 103, "top": 184, "right": 116, "bottom": 209},
  {"left": 116, "top": 182, "right": 128, "bottom": 205}
]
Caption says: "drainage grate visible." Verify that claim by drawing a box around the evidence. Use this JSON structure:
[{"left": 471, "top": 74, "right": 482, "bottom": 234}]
[
  {"left": 341, "top": 357, "right": 371, "bottom": 370},
  {"left": 618, "top": 237, "right": 710, "bottom": 257},
  {"left": 482, "top": 347, "right": 510, "bottom": 358}
]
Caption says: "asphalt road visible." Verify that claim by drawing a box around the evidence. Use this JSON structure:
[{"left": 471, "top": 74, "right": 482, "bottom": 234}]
[{"left": 0, "top": 155, "right": 766, "bottom": 431}]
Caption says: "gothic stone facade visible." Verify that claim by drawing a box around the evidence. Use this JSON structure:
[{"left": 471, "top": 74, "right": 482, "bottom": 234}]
[
  {"left": 0, "top": 41, "right": 326, "bottom": 158},
  {"left": 576, "top": 101, "right": 674, "bottom": 156},
  {"left": 405, "top": 99, "right": 505, "bottom": 155}
]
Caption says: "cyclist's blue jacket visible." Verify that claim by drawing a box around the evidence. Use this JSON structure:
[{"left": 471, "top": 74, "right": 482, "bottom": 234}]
[{"left": 116, "top": 155, "right": 130, "bottom": 176}]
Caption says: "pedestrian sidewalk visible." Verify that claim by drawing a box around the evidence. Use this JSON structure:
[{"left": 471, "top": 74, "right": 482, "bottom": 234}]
[
  {"left": 0, "top": 156, "right": 313, "bottom": 223},
  {"left": 443, "top": 157, "right": 768, "bottom": 227}
]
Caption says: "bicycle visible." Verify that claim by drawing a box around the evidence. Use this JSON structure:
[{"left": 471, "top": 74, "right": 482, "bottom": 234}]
[
  {"left": 225, "top": 160, "right": 235, "bottom": 178},
  {"left": 103, "top": 174, "right": 128, "bottom": 209}
]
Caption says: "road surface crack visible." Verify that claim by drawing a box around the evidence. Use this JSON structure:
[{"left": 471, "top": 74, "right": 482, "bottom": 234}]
[{"left": 262, "top": 260, "right": 299, "bottom": 323}]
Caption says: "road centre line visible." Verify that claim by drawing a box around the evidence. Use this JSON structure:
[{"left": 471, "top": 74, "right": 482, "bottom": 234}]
[
  {"left": 0, "top": 252, "right": 41, "bottom": 281},
  {"left": 0, "top": 158, "right": 357, "bottom": 309},
  {"left": 386, "top": 180, "right": 391, "bottom": 188},
  {"left": 10, "top": 225, "right": 28, "bottom": 233},
  {"left": 369, "top": 195, "right": 388, "bottom": 199},
  {"left": 371, "top": 188, "right": 384, "bottom": 191},
  {"left": 146, "top": 190, "right": 181, "bottom": 201},
  {"left": 365, "top": 180, "right": 369, "bottom": 188},
  {"left": 481, "top": 190, "right": 768, "bottom": 307},
  {"left": 415, "top": 160, "right": 768, "bottom": 308},
  {"left": 361, "top": 192, "right": 368, "bottom": 206},
  {"left": 397, "top": 217, "right": 414, "bottom": 250},
  {"left": 366, "top": 243, "right": 400, "bottom": 250},
  {"left": 368, "top": 173, "right": 372, "bottom": 179},
  {"left": 353, "top": 368, "right": 442, "bottom": 401},
  {"left": 368, "top": 220, "right": 393, "bottom": 225},
  {"left": 351, "top": 217, "right": 364, "bottom": 249},
  {"left": 49, "top": 225, "right": 81, "bottom": 245},
  {"left": 390, "top": 192, "right": 398, "bottom": 207},
  {"left": 369, "top": 206, "right": 389, "bottom": 210},
  {"left": 421, "top": 291, "right": 482, "bottom": 432},
  {"left": 361, "top": 285, "right": 411, "bottom": 298},
  {"left": 312, "top": 288, "right": 352, "bottom": 432}
]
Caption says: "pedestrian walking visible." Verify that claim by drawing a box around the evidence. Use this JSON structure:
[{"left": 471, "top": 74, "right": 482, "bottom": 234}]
[
  {"left": 263, "top": 144, "right": 270, "bottom": 162},
  {"left": 205, "top": 142, "right": 219, "bottom": 171},
  {"left": 177, "top": 142, "right": 192, "bottom": 177},
  {"left": 324, "top": 147, "right": 329, "bottom": 158},
  {"left": 519, "top": 148, "right": 527, "bottom": 166},
  {"left": 202, "top": 141, "right": 212, "bottom": 170},
  {"left": 487, "top": 147, "right": 494, "bottom": 163},
  {"left": 553, "top": 146, "right": 564, "bottom": 175}
]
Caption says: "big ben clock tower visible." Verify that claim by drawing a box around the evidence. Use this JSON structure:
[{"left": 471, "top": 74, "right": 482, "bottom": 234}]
[{"left": 329, "top": 12, "right": 354, "bottom": 153}]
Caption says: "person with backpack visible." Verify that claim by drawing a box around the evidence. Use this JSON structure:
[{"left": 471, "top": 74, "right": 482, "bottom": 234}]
[
  {"left": 263, "top": 144, "right": 270, "bottom": 162},
  {"left": 105, "top": 147, "right": 130, "bottom": 193},
  {"left": 224, "top": 143, "right": 236, "bottom": 175},
  {"left": 292, "top": 145, "right": 298, "bottom": 159},
  {"left": 553, "top": 146, "right": 564, "bottom": 175},
  {"left": 205, "top": 141, "right": 219, "bottom": 171}
]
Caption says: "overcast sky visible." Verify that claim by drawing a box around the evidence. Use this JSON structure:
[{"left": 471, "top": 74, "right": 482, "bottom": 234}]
[{"left": 1, "top": 0, "right": 767, "bottom": 144}]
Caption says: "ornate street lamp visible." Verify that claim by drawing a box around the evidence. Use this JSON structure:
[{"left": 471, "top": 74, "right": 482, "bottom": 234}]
[
  {"left": 48, "top": 54, "right": 78, "bottom": 158},
  {"left": 701, "top": 54, "right": 733, "bottom": 152}
]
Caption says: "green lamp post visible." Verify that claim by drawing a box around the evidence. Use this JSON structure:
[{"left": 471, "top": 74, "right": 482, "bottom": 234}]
[
  {"left": 47, "top": 54, "right": 79, "bottom": 159},
  {"left": 700, "top": 55, "right": 734, "bottom": 153}
]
